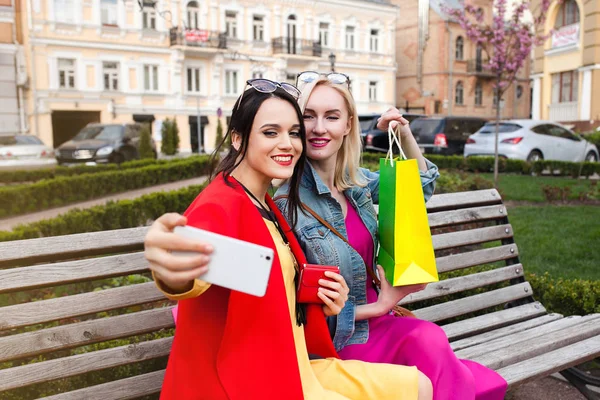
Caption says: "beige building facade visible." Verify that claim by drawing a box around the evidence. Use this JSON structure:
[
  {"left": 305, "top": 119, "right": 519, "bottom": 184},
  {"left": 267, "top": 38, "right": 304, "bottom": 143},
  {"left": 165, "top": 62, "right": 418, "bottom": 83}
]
[
  {"left": 0, "top": 0, "right": 25, "bottom": 134},
  {"left": 18, "top": 0, "right": 399, "bottom": 153},
  {"left": 392, "top": 0, "right": 530, "bottom": 120},
  {"left": 531, "top": 0, "right": 600, "bottom": 131}
]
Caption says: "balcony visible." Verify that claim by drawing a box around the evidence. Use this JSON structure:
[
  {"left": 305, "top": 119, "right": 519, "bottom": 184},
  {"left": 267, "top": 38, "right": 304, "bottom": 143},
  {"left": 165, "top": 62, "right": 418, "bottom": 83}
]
[
  {"left": 548, "top": 101, "right": 578, "bottom": 122},
  {"left": 272, "top": 37, "right": 322, "bottom": 58},
  {"left": 170, "top": 27, "right": 227, "bottom": 50},
  {"left": 467, "top": 59, "right": 495, "bottom": 79}
]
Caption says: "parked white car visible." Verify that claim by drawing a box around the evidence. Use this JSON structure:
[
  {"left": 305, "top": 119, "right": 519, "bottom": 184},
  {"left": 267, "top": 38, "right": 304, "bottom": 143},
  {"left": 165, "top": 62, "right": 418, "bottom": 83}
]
[
  {"left": 464, "top": 120, "right": 599, "bottom": 163},
  {"left": 0, "top": 134, "right": 57, "bottom": 170}
]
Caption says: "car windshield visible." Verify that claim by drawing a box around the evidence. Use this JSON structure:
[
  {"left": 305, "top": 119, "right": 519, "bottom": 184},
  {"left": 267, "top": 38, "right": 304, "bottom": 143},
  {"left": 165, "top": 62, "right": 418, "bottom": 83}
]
[
  {"left": 410, "top": 119, "right": 442, "bottom": 135},
  {"left": 0, "top": 135, "right": 43, "bottom": 146},
  {"left": 359, "top": 117, "right": 374, "bottom": 132},
  {"left": 478, "top": 123, "right": 522, "bottom": 134},
  {"left": 73, "top": 125, "right": 123, "bottom": 141}
]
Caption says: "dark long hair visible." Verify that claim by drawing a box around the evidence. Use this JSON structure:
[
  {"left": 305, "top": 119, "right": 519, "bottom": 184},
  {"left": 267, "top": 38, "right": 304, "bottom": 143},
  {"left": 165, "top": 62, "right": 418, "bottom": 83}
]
[{"left": 210, "top": 87, "right": 307, "bottom": 228}]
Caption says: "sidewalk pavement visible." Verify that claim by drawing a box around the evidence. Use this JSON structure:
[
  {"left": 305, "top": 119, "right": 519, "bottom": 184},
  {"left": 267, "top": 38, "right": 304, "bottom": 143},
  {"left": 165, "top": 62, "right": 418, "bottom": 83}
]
[{"left": 0, "top": 176, "right": 208, "bottom": 232}]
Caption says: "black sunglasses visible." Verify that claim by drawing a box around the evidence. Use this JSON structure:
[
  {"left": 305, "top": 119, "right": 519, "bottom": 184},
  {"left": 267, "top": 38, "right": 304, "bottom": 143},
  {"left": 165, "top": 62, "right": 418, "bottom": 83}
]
[{"left": 236, "top": 79, "right": 301, "bottom": 110}]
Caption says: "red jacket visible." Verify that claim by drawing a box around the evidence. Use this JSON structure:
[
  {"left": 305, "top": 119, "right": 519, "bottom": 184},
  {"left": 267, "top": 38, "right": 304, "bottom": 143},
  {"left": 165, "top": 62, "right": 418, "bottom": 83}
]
[{"left": 160, "top": 174, "right": 338, "bottom": 400}]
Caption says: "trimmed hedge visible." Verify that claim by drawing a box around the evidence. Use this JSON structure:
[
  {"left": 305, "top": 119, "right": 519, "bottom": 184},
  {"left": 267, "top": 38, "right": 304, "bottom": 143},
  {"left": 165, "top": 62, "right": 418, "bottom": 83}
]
[
  {"left": 0, "top": 157, "right": 175, "bottom": 185},
  {"left": 0, "top": 183, "right": 205, "bottom": 242},
  {"left": 0, "top": 156, "right": 214, "bottom": 218},
  {"left": 361, "top": 153, "right": 600, "bottom": 177}
]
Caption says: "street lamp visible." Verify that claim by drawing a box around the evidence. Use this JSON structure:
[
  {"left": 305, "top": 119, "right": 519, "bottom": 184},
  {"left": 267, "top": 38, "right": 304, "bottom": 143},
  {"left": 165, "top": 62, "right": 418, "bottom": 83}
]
[{"left": 328, "top": 52, "right": 336, "bottom": 72}]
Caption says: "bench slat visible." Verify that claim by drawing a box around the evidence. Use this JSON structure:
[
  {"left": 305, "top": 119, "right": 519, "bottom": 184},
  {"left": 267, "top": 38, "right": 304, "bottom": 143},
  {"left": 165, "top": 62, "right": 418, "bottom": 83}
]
[
  {"left": 0, "top": 337, "right": 172, "bottom": 391},
  {"left": 432, "top": 224, "right": 514, "bottom": 250},
  {"left": 436, "top": 244, "right": 519, "bottom": 273},
  {"left": 425, "top": 189, "right": 502, "bottom": 212},
  {"left": 0, "top": 307, "right": 174, "bottom": 363},
  {"left": 456, "top": 314, "right": 600, "bottom": 359},
  {"left": 0, "top": 282, "right": 165, "bottom": 331},
  {"left": 0, "top": 227, "right": 147, "bottom": 268},
  {"left": 497, "top": 335, "right": 600, "bottom": 387},
  {"left": 0, "top": 253, "right": 149, "bottom": 294},
  {"left": 429, "top": 205, "right": 507, "bottom": 229},
  {"left": 401, "top": 264, "right": 523, "bottom": 306},
  {"left": 451, "top": 314, "right": 563, "bottom": 351},
  {"left": 42, "top": 369, "right": 165, "bottom": 400},
  {"left": 414, "top": 282, "right": 533, "bottom": 322},
  {"left": 471, "top": 316, "right": 600, "bottom": 370},
  {"left": 443, "top": 302, "right": 547, "bottom": 341}
]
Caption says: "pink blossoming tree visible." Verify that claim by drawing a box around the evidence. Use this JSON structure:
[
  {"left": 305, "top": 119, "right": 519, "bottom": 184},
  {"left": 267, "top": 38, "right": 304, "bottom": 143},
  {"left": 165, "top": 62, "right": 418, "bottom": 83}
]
[{"left": 445, "top": 0, "right": 552, "bottom": 185}]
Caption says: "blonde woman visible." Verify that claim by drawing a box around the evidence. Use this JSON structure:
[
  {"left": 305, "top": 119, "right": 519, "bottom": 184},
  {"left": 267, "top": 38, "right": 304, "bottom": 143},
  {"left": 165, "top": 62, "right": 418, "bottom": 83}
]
[{"left": 274, "top": 72, "right": 507, "bottom": 400}]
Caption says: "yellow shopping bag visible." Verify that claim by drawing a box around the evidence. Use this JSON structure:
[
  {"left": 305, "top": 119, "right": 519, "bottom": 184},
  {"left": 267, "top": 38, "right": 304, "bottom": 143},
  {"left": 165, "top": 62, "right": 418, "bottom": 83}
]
[{"left": 377, "top": 125, "right": 439, "bottom": 286}]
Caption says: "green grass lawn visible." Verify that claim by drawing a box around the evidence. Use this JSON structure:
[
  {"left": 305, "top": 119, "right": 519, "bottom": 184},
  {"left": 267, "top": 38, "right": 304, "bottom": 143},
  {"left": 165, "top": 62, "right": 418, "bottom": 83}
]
[
  {"left": 507, "top": 205, "right": 600, "bottom": 280},
  {"left": 481, "top": 173, "right": 596, "bottom": 202}
]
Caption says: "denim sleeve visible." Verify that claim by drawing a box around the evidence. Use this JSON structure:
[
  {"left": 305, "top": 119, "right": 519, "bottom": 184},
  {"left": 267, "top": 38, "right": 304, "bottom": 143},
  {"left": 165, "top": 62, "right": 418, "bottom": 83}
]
[
  {"left": 328, "top": 295, "right": 357, "bottom": 351},
  {"left": 360, "top": 157, "right": 440, "bottom": 204}
]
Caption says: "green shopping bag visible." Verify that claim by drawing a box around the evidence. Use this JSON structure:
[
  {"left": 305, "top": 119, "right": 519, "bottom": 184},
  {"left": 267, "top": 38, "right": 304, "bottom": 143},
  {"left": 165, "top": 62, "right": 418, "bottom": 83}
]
[{"left": 377, "top": 125, "right": 439, "bottom": 286}]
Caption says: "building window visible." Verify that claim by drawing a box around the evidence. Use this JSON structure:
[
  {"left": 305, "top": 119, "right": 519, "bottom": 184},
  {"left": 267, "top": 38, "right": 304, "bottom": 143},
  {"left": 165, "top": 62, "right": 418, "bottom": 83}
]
[
  {"left": 516, "top": 85, "right": 523, "bottom": 99},
  {"left": 455, "top": 36, "right": 464, "bottom": 61},
  {"left": 225, "top": 70, "right": 239, "bottom": 95},
  {"left": 369, "top": 81, "right": 378, "bottom": 101},
  {"left": 285, "top": 73, "right": 296, "bottom": 85},
  {"left": 555, "top": 0, "right": 579, "bottom": 28},
  {"left": 187, "top": 67, "right": 201, "bottom": 93},
  {"left": 101, "top": 0, "right": 118, "bottom": 27},
  {"left": 54, "top": 0, "right": 75, "bottom": 23},
  {"left": 455, "top": 81, "right": 464, "bottom": 105},
  {"left": 474, "top": 82, "right": 482, "bottom": 105},
  {"left": 552, "top": 71, "right": 578, "bottom": 103},
  {"left": 103, "top": 62, "right": 119, "bottom": 91},
  {"left": 225, "top": 11, "right": 237, "bottom": 39},
  {"left": 58, "top": 58, "right": 76, "bottom": 89},
  {"left": 144, "top": 64, "right": 159, "bottom": 92},
  {"left": 345, "top": 26, "right": 355, "bottom": 50},
  {"left": 319, "top": 22, "right": 329, "bottom": 47},
  {"left": 187, "top": 1, "right": 200, "bottom": 29},
  {"left": 370, "top": 29, "right": 379, "bottom": 52},
  {"left": 253, "top": 15, "right": 264, "bottom": 41},
  {"left": 252, "top": 71, "right": 263, "bottom": 79},
  {"left": 142, "top": 2, "right": 156, "bottom": 30}
]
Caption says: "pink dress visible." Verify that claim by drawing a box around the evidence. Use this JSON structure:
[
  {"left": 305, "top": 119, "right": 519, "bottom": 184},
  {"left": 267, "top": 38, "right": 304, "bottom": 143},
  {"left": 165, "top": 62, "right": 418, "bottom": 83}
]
[{"left": 338, "top": 204, "right": 507, "bottom": 400}]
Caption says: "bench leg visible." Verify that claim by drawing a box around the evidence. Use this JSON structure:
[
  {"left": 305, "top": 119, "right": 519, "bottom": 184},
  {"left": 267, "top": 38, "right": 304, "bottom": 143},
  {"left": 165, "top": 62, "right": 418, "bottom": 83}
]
[{"left": 559, "top": 366, "right": 600, "bottom": 400}]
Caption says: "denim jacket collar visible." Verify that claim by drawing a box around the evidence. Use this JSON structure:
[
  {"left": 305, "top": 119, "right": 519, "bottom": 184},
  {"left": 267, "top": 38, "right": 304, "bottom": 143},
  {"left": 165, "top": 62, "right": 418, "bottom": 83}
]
[{"left": 301, "top": 161, "right": 332, "bottom": 196}]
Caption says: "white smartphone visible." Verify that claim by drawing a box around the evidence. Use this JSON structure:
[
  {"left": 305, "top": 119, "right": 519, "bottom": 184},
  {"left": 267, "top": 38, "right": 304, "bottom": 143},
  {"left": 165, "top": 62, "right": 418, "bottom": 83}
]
[{"left": 173, "top": 225, "right": 274, "bottom": 297}]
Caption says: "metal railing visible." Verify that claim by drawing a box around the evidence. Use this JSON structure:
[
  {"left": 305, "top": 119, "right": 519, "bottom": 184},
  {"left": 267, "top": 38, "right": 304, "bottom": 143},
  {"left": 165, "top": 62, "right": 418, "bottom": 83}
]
[
  {"left": 170, "top": 27, "right": 227, "bottom": 49},
  {"left": 467, "top": 59, "right": 495, "bottom": 78},
  {"left": 272, "top": 37, "right": 322, "bottom": 57},
  {"left": 548, "top": 101, "right": 578, "bottom": 122}
]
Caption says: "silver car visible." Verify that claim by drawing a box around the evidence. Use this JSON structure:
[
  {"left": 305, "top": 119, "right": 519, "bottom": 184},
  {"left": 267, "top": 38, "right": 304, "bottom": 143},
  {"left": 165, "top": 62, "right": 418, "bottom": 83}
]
[
  {"left": 0, "top": 134, "right": 58, "bottom": 170},
  {"left": 464, "top": 120, "right": 599, "bottom": 163}
]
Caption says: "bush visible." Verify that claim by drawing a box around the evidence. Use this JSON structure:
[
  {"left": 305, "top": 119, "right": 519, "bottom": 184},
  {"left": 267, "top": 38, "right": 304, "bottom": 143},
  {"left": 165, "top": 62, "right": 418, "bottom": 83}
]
[
  {"left": 435, "top": 171, "right": 494, "bottom": 193},
  {"left": 527, "top": 272, "right": 600, "bottom": 316},
  {"left": 0, "top": 183, "right": 206, "bottom": 242},
  {"left": 215, "top": 118, "right": 224, "bottom": 148},
  {"left": 138, "top": 123, "right": 155, "bottom": 159},
  {"left": 0, "top": 156, "right": 215, "bottom": 218},
  {"left": 160, "top": 118, "right": 180, "bottom": 156},
  {"left": 582, "top": 130, "right": 600, "bottom": 148}
]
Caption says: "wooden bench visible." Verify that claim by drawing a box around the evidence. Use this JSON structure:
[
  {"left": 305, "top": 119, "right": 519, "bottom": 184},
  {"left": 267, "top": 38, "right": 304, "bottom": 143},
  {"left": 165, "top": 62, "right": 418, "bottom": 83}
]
[{"left": 0, "top": 188, "right": 598, "bottom": 399}]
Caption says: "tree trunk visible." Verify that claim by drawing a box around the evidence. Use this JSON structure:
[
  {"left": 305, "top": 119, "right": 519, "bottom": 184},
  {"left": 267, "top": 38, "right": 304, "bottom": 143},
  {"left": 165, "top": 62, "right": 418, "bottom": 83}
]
[{"left": 494, "top": 87, "right": 502, "bottom": 187}]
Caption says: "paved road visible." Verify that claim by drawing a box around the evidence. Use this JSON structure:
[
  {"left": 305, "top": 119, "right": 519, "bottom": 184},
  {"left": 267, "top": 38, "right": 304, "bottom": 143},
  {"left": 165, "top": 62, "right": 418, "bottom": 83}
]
[{"left": 0, "top": 176, "right": 207, "bottom": 231}]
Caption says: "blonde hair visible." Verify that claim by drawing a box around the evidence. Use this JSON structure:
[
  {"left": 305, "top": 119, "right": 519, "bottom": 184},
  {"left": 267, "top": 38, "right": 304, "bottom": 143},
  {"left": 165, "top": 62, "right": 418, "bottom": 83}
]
[{"left": 298, "top": 77, "right": 366, "bottom": 191}]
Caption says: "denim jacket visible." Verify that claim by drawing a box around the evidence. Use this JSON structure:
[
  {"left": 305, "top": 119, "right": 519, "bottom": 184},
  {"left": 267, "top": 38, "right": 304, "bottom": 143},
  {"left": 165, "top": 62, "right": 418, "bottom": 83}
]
[{"left": 274, "top": 159, "right": 439, "bottom": 351}]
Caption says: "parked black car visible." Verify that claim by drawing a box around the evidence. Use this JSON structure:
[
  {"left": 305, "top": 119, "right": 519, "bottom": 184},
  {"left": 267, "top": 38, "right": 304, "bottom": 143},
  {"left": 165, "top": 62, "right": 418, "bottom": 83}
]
[
  {"left": 56, "top": 123, "right": 156, "bottom": 165},
  {"left": 410, "top": 116, "right": 487, "bottom": 155},
  {"left": 360, "top": 113, "right": 426, "bottom": 152}
]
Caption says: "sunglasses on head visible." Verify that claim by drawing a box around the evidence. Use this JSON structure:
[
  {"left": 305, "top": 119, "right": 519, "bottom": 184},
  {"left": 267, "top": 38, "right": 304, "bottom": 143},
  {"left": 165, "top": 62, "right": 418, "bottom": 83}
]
[
  {"left": 296, "top": 71, "right": 351, "bottom": 88},
  {"left": 236, "top": 79, "right": 301, "bottom": 110}
]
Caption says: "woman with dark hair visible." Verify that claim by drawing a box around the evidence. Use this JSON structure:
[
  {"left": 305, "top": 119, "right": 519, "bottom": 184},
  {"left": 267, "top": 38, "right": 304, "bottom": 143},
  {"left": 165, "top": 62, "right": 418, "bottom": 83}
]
[{"left": 147, "top": 80, "right": 432, "bottom": 400}]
